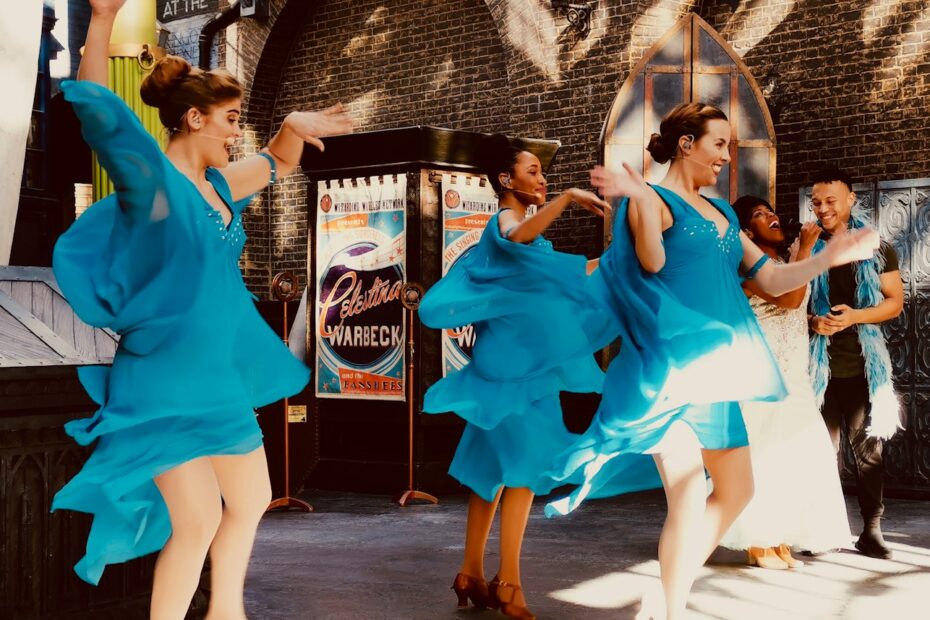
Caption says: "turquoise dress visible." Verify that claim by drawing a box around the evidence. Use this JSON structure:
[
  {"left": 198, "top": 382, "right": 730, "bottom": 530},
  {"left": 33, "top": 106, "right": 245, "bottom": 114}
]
[
  {"left": 546, "top": 184, "right": 786, "bottom": 516},
  {"left": 50, "top": 81, "right": 309, "bottom": 584},
  {"left": 419, "top": 213, "right": 617, "bottom": 502}
]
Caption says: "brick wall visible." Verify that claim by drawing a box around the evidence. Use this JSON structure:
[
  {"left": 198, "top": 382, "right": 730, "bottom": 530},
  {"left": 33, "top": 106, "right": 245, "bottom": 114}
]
[
  {"left": 233, "top": 0, "right": 705, "bottom": 295},
  {"left": 701, "top": 0, "right": 930, "bottom": 217},
  {"left": 479, "top": 0, "right": 699, "bottom": 253},
  {"left": 163, "top": 0, "right": 930, "bottom": 297},
  {"left": 263, "top": 0, "right": 510, "bottom": 288}
]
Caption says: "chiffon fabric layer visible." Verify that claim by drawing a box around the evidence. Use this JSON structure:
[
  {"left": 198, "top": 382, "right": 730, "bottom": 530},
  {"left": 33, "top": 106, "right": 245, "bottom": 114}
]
[
  {"left": 51, "top": 81, "right": 309, "bottom": 584},
  {"left": 420, "top": 214, "right": 617, "bottom": 501},
  {"left": 546, "top": 184, "right": 787, "bottom": 517},
  {"left": 720, "top": 285, "right": 851, "bottom": 551}
]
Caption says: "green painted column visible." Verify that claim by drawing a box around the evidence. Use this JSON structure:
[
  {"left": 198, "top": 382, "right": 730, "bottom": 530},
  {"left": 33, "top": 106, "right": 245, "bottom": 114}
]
[{"left": 93, "top": 0, "right": 165, "bottom": 201}]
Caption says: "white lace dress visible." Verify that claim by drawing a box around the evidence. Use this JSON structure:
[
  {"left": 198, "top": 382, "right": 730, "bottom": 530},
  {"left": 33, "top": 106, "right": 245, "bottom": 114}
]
[{"left": 720, "top": 279, "right": 851, "bottom": 551}]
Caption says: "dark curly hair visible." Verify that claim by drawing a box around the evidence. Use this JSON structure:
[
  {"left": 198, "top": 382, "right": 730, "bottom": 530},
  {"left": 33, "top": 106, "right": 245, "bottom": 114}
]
[
  {"left": 809, "top": 167, "right": 854, "bottom": 192},
  {"left": 733, "top": 194, "right": 773, "bottom": 231}
]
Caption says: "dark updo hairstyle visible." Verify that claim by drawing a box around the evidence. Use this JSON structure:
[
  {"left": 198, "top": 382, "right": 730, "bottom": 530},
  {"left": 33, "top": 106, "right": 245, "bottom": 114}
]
[
  {"left": 733, "top": 194, "right": 772, "bottom": 231},
  {"left": 646, "top": 102, "right": 728, "bottom": 164},
  {"left": 140, "top": 55, "right": 243, "bottom": 136},
  {"left": 478, "top": 133, "right": 523, "bottom": 194}
]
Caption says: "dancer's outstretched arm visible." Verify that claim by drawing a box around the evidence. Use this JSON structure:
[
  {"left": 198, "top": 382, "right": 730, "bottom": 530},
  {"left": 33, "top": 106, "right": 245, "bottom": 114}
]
[
  {"left": 503, "top": 188, "right": 608, "bottom": 244},
  {"left": 739, "top": 227, "right": 880, "bottom": 297},
  {"left": 220, "top": 105, "right": 353, "bottom": 202},
  {"left": 79, "top": 0, "right": 127, "bottom": 86},
  {"left": 590, "top": 164, "right": 668, "bottom": 273},
  {"left": 743, "top": 221, "right": 820, "bottom": 309}
]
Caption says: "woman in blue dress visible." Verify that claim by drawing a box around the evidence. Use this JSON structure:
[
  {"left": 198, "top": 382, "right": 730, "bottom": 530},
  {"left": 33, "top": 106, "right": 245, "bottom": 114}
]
[
  {"left": 545, "top": 104, "right": 878, "bottom": 619},
  {"left": 419, "top": 135, "right": 613, "bottom": 619},
  {"left": 51, "top": 2, "right": 351, "bottom": 618}
]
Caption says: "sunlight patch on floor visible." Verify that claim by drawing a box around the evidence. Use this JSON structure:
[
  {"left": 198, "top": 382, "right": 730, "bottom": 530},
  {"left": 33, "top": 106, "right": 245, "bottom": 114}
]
[{"left": 546, "top": 540, "right": 930, "bottom": 618}]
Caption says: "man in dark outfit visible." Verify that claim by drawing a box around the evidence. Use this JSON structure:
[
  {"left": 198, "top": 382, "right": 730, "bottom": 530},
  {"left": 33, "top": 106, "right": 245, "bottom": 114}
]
[{"left": 807, "top": 169, "right": 904, "bottom": 559}]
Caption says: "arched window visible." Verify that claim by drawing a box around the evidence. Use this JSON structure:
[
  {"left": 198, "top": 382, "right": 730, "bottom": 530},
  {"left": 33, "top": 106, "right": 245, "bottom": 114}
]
[{"left": 602, "top": 14, "right": 775, "bottom": 207}]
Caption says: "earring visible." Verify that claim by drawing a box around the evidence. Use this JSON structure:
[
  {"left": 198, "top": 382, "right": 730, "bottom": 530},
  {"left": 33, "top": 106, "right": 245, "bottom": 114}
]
[{"left": 502, "top": 174, "right": 511, "bottom": 187}]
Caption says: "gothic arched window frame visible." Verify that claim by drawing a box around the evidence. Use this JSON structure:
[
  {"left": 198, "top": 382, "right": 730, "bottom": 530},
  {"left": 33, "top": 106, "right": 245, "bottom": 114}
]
[{"left": 600, "top": 14, "right": 776, "bottom": 242}]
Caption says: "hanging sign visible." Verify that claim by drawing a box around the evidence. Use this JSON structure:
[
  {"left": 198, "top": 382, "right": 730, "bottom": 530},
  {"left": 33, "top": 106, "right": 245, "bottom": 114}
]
[
  {"left": 439, "top": 173, "right": 498, "bottom": 376},
  {"left": 315, "top": 175, "right": 407, "bottom": 400},
  {"left": 157, "top": 0, "right": 218, "bottom": 23}
]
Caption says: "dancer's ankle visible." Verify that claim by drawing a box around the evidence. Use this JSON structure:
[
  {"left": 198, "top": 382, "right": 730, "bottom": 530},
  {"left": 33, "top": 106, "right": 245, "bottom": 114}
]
[
  {"left": 205, "top": 605, "right": 247, "bottom": 620},
  {"left": 496, "top": 568, "right": 521, "bottom": 585},
  {"left": 459, "top": 562, "right": 485, "bottom": 581}
]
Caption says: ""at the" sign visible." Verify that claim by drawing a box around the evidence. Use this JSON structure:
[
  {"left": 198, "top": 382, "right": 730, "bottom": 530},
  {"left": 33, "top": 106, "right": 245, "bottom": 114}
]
[{"left": 157, "top": 0, "right": 218, "bottom": 23}]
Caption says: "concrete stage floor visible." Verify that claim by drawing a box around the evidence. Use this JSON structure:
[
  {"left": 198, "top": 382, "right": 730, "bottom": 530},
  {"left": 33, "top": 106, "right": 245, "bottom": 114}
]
[{"left": 245, "top": 491, "right": 929, "bottom": 619}]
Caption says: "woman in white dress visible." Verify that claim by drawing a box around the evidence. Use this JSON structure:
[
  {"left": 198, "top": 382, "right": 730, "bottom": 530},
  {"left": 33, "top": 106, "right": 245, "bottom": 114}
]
[{"left": 720, "top": 195, "right": 851, "bottom": 568}]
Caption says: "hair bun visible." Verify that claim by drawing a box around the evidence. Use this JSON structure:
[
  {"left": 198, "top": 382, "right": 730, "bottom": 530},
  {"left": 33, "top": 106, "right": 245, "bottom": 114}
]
[
  {"left": 646, "top": 132, "right": 673, "bottom": 165},
  {"left": 141, "top": 55, "right": 193, "bottom": 108},
  {"left": 478, "top": 133, "right": 514, "bottom": 172}
]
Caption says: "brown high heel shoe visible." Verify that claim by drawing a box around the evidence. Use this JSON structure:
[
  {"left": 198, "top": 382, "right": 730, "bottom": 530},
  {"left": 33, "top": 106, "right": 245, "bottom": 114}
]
[
  {"left": 495, "top": 581, "right": 536, "bottom": 620},
  {"left": 451, "top": 572, "right": 490, "bottom": 609},
  {"left": 488, "top": 575, "right": 500, "bottom": 609}
]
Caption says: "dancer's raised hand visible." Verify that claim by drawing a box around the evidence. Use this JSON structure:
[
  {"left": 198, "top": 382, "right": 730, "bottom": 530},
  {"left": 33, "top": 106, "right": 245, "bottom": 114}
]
[
  {"left": 284, "top": 104, "right": 354, "bottom": 152},
  {"left": 823, "top": 228, "right": 880, "bottom": 267},
  {"left": 81, "top": 0, "right": 127, "bottom": 85},
  {"left": 568, "top": 188, "right": 611, "bottom": 218},
  {"left": 798, "top": 221, "right": 822, "bottom": 252},
  {"left": 89, "top": 0, "right": 127, "bottom": 16},
  {"left": 589, "top": 163, "right": 649, "bottom": 202}
]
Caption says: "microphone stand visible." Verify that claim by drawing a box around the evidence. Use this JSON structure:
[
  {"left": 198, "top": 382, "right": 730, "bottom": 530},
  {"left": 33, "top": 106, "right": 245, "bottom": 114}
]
[
  {"left": 395, "top": 282, "right": 439, "bottom": 507},
  {"left": 267, "top": 271, "right": 313, "bottom": 513}
]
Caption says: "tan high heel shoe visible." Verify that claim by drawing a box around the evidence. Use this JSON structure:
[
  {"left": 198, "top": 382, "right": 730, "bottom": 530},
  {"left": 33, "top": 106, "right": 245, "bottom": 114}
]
[
  {"left": 451, "top": 572, "right": 490, "bottom": 609},
  {"left": 746, "top": 546, "right": 789, "bottom": 569},
  {"left": 495, "top": 581, "right": 536, "bottom": 620},
  {"left": 775, "top": 544, "right": 805, "bottom": 568}
]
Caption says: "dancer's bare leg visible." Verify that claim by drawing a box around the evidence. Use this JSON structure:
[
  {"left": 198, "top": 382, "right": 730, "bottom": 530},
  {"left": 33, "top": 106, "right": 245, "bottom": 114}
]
[
  {"left": 204, "top": 446, "right": 273, "bottom": 620},
  {"left": 498, "top": 487, "right": 534, "bottom": 607},
  {"left": 699, "top": 446, "right": 754, "bottom": 562},
  {"left": 461, "top": 488, "right": 503, "bottom": 579},
  {"left": 151, "top": 457, "right": 223, "bottom": 620},
  {"left": 652, "top": 422, "right": 709, "bottom": 620}
]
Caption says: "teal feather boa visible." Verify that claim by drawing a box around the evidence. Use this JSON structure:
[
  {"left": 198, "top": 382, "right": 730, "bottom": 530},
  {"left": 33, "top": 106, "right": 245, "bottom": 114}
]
[{"left": 808, "top": 209, "right": 901, "bottom": 439}]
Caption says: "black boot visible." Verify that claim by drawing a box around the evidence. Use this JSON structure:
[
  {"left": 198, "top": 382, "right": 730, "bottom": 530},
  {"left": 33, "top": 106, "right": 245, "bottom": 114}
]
[{"left": 855, "top": 520, "right": 892, "bottom": 559}]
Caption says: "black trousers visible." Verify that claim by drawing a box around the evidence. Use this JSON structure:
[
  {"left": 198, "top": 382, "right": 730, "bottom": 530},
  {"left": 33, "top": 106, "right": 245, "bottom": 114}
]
[{"left": 821, "top": 374, "right": 884, "bottom": 524}]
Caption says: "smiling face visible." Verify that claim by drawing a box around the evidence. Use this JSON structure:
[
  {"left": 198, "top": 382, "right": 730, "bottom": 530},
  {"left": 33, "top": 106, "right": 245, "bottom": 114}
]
[
  {"left": 679, "top": 118, "right": 731, "bottom": 187},
  {"left": 501, "top": 151, "right": 547, "bottom": 206},
  {"left": 811, "top": 180, "right": 855, "bottom": 234},
  {"left": 184, "top": 98, "right": 243, "bottom": 168},
  {"left": 745, "top": 202, "right": 784, "bottom": 245}
]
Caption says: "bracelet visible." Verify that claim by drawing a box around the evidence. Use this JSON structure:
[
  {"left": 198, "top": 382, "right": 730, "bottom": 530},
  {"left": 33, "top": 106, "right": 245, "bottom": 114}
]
[
  {"left": 742, "top": 253, "right": 770, "bottom": 281},
  {"left": 257, "top": 151, "right": 277, "bottom": 186}
]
